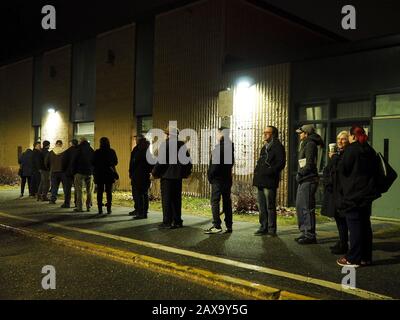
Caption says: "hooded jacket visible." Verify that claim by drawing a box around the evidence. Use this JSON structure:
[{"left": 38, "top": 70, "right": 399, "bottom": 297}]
[
  {"left": 18, "top": 149, "right": 33, "bottom": 177},
  {"left": 38, "top": 147, "right": 50, "bottom": 171},
  {"left": 47, "top": 146, "right": 64, "bottom": 173},
  {"left": 337, "top": 141, "right": 381, "bottom": 213},
  {"left": 207, "top": 138, "right": 234, "bottom": 185},
  {"left": 253, "top": 139, "right": 286, "bottom": 189},
  {"left": 296, "top": 133, "right": 324, "bottom": 184},
  {"left": 73, "top": 141, "right": 95, "bottom": 176},
  {"left": 129, "top": 139, "right": 154, "bottom": 189}
]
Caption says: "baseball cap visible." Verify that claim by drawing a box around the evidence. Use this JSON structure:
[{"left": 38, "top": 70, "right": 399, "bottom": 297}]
[{"left": 296, "top": 124, "right": 315, "bottom": 134}]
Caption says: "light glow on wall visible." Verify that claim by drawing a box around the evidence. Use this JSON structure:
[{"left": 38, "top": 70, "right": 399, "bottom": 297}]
[{"left": 42, "top": 108, "right": 62, "bottom": 144}]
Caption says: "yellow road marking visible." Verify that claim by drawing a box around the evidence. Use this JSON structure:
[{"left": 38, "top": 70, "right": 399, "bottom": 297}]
[
  {"left": 0, "top": 223, "right": 313, "bottom": 300},
  {"left": 0, "top": 211, "right": 394, "bottom": 300}
]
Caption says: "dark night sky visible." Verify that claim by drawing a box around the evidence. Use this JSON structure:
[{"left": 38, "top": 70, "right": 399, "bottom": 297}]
[{"left": 1, "top": 0, "right": 400, "bottom": 65}]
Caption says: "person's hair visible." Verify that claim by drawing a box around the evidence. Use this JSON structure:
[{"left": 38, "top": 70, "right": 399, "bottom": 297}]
[
  {"left": 100, "top": 137, "right": 111, "bottom": 149},
  {"left": 79, "top": 137, "right": 87, "bottom": 143},
  {"left": 267, "top": 126, "right": 279, "bottom": 139},
  {"left": 43, "top": 140, "right": 50, "bottom": 148},
  {"left": 33, "top": 142, "right": 41, "bottom": 148},
  {"left": 70, "top": 139, "right": 78, "bottom": 147},
  {"left": 337, "top": 131, "right": 349, "bottom": 140},
  {"left": 56, "top": 140, "right": 62, "bottom": 145},
  {"left": 350, "top": 126, "right": 368, "bottom": 144}
]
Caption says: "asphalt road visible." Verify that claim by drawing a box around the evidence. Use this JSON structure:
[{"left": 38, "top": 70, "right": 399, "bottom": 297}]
[{"left": 1, "top": 189, "right": 399, "bottom": 300}]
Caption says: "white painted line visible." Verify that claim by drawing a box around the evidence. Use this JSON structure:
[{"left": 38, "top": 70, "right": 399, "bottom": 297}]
[{"left": 0, "top": 211, "right": 393, "bottom": 300}]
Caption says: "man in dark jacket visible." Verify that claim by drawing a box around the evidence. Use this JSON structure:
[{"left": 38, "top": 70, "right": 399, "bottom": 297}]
[
  {"left": 72, "top": 137, "right": 95, "bottom": 212},
  {"left": 47, "top": 140, "right": 65, "bottom": 204},
  {"left": 204, "top": 127, "right": 234, "bottom": 234},
  {"left": 152, "top": 127, "right": 192, "bottom": 229},
  {"left": 18, "top": 148, "right": 34, "bottom": 197},
  {"left": 129, "top": 135, "right": 154, "bottom": 219},
  {"left": 31, "top": 142, "right": 42, "bottom": 197},
  {"left": 37, "top": 140, "right": 51, "bottom": 201},
  {"left": 62, "top": 139, "right": 78, "bottom": 208},
  {"left": 295, "top": 125, "right": 324, "bottom": 244},
  {"left": 253, "top": 126, "right": 286, "bottom": 236}
]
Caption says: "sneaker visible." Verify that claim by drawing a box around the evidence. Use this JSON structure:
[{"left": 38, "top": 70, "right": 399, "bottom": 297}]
[
  {"left": 295, "top": 235, "right": 306, "bottom": 242},
  {"left": 297, "top": 237, "right": 317, "bottom": 245},
  {"left": 170, "top": 223, "right": 183, "bottom": 229},
  {"left": 129, "top": 210, "right": 138, "bottom": 216},
  {"left": 74, "top": 208, "right": 84, "bottom": 213},
  {"left": 61, "top": 204, "right": 70, "bottom": 209},
  {"left": 337, "top": 257, "right": 360, "bottom": 268},
  {"left": 254, "top": 229, "right": 268, "bottom": 236},
  {"left": 19, "top": 194, "right": 24, "bottom": 198},
  {"left": 158, "top": 223, "right": 172, "bottom": 229},
  {"left": 204, "top": 226, "right": 223, "bottom": 234},
  {"left": 133, "top": 215, "right": 147, "bottom": 220},
  {"left": 49, "top": 200, "right": 56, "bottom": 205},
  {"left": 224, "top": 228, "right": 232, "bottom": 234}
]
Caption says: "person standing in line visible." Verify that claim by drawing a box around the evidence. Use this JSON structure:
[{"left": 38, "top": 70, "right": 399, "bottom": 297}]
[
  {"left": 31, "top": 142, "right": 42, "bottom": 197},
  {"left": 336, "top": 126, "right": 381, "bottom": 267},
  {"left": 253, "top": 126, "right": 286, "bottom": 236},
  {"left": 72, "top": 137, "right": 94, "bottom": 213},
  {"left": 129, "top": 134, "right": 154, "bottom": 219},
  {"left": 295, "top": 125, "right": 324, "bottom": 245},
  {"left": 152, "top": 127, "right": 192, "bottom": 229},
  {"left": 37, "top": 140, "right": 51, "bottom": 201},
  {"left": 93, "top": 137, "right": 118, "bottom": 215},
  {"left": 18, "top": 148, "right": 34, "bottom": 197},
  {"left": 47, "top": 140, "right": 65, "bottom": 205},
  {"left": 321, "top": 131, "right": 350, "bottom": 255},
  {"left": 62, "top": 139, "right": 79, "bottom": 208},
  {"left": 204, "top": 127, "right": 234, "bottom": 234}
]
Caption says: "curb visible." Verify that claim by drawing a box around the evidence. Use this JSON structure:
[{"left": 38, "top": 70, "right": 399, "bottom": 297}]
[{"left": 0, "top": 223, "right": 315, "bottom": 300}]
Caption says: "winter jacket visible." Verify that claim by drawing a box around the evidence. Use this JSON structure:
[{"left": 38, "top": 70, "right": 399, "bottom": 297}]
[
  {"left": 207, "top": 138, "right": 234, "bottom": 185},
  {"left": 47, "top": 146, "right": 64, "bottom": 173},
  {"left": 253, "top": 139, "right": 286, "bottom": 189},
  {"left": 129, "top": 140, "right": 154, "bottom": 190},
  {"left": 296, "top": 133, "right": 324, "bottom": 184},
  {"left": 337, "top": 141, "right": 381, "bottom": 213},
  {"left": 93, "top": 147, "right": 118, "bottom": 184},
  {"left": 73, "top": 141, "right": 95, "bottom": 176},
  {"left": 32, "top": 149, "right": 42, "bottom": 172},
  {"left": 38, "top": 148, "right": 50, "bottom": 171},
  {"left": 152, "top": 138, "right": 192, "bottom": 180},
  {"left": 18, "top": 149, "right": 33, "bottom": 177},
  {"left": 62, "top": 146, "right": 78, "bottom": 178},
  {"left": 321, "top": 151, "right": 345, "bottom": 218}
]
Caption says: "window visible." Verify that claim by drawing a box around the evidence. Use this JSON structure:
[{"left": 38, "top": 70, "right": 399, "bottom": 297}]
[
  {"left": 74, "top": 122, "right": 94, "bottom": 145},
  {"left": 336, "top": 100, "right": 370, "bottom": 119},
  {"left": 376, "top": 93, "right": 400, "bottom": 116},
  {"left": 298, "top": 104, "right": 328, "bottom": 121},
  {"left": 137, "top": 116, "right": 153, "bottom": 137}
]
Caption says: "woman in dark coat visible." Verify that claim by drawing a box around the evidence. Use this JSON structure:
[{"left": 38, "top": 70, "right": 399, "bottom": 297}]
[
  {"left": 321, "top": 131, "right": 349, "bottom": 254},
  {"left": 93, "top": 137, "right": 118, "bottom": 214},
  {"left": 18, "top": 148, "right": 34, "bottom": 197},
  {"left": 336, "top": 126, "right": 381, "bottom": 268}
]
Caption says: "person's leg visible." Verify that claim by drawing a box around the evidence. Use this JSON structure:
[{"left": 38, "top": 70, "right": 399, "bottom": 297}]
[
  {"left": 106, "top": 183, "right": 113, "bottom": 213},
  {"left": 257, "top": 188, "right": 268, "bottom": 232},
  {"left": 74, "top": 174, "right": 83, "bottom": 211},
  {"left": 20, "top": 176, "right": 26, "bottom": 196},
  {"left": 211, "top": 182, "right": 222, "bottom": 229},
  {"left": 345, "top": 209, "right": 362, "bottom": 264},
  {"left": 300, "top": 181, "right": 317, "bottom": 240},
  {"left": 266, "top": 188, "right": 277, "bottom": 234},
  {"left": 172, "top": 180, "right": 183, "bottom": 226},
  {"left": 62, "top": 174, "right": 72, "bottom": 207},
  {"left": 361, "top": 205, "right": 373, "bottom": 263},
  {"left": 335, "top": 216, "right": 349, "bottom": 247},
  {"left": 37, "top": 171, "right": 44, "bottom": 200},
  {"left": 97, "top": 183, "right": 104, "bottom": 212},
  {"left": 85, "top": 175, "right": 93, "bottom": 210},
  {"left": 296, "top": 182, "right": 306, "bottom": 237},
  {"left": 50, "top": 173, "right": 58, "bottom": 202},
  {"left": 43, "top": 171, "right": 50, "bottom": 200},
  {"left": 160, "top": 179, "right": 172, "bottom": 225},
  {"left": 132, "top": 183, "right": 139, "bottom": 212},
  {"left": 144, "top": 189, "right": 149, "bottom": 217},
  {"left": 27, "top": 176, "right": 33, "bottom": 196},
  {"left": 222, "top": 183, "right": 233, "bottom": 231}
]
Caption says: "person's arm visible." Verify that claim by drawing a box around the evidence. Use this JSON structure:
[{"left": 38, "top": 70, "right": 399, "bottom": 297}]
[
  {"left": 298, "top": 142, "right": 317, "bottom": 176},
  {"left": 341, "top": 147, "right": 356, "bottom": 177},
  {"left": 112, "top": 150, "right": 118, "bottom": 167},
  {"left": 263, "top": 144, "right": 286, "bottom": 175}
]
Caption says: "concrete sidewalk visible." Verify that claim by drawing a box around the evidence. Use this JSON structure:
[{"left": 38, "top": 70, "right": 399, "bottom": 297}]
[{"left": 0, "top": 189, "right": 399, "bottom": 300}]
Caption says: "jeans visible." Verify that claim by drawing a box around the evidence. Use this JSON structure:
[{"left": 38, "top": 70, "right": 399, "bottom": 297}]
[
  {"left": 346, "top": 205, "right": 373, "bottom": 263},
  {"left": 335, "top": 215, "right": 349, "bottom": 245},
  {"left": 38, "top": 170, "right": 50, "bottom": 200},
  {"left": 97, "top": 183, "right": 113, "bottom": 211},
  {"left": 296, "top": 180, "right": 318, "bottom": 239},
  {"left": 132, "top": 182, "right": 149, "bottom": 217},
  {"left": 21, "top": 176, "right": 32, "bottom": 196},
  {"left": 161, "top": 179, "right": 183, "bottom": 226},
  {"left": 74, "top": 174, "right": 93, "bottom": 211},
  {"left": 63, "top": 175, "right": 75, "bottom": 207},
  {"left": 257, "top": 187, "right": 277, "bottom": 233},
  {"left": 31, "top": 171, "right": 41, "bottom": 195},
  {"left": 211, "top": 181, "right": 232, "bottom": 229},
  {"left": 50, "top": 172, "right": 64, "bottom": 202}
]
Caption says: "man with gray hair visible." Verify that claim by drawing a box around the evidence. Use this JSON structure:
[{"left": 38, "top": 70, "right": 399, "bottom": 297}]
[{"left": 295, "top": 124, "right": 324, "bottom": 244}]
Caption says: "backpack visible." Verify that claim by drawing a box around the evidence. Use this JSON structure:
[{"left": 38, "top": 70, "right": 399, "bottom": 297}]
[{"left": 375, "top": 152, "right": 398, "bottom": 194}]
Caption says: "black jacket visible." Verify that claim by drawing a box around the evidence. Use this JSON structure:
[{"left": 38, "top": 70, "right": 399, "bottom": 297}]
[
  {"left": 153, "top": 138, "right": 192, "bottom": 180},
  {"left": 18, "top": 149, "right": 33, "bottom": 177},
  {"left": 338, "top": 141, "right": 381, "bottom": 213},
  {"left": 62, "top": 146, "right": 78, "bottom": 178},
  {"left": 129, "top": 140, "right": 154, "bottom": 189},
  {"left": 296, "top": 133, "right": 324, "bottom": 183},
  {"left": 38, "top": 148, "right": 50, "bottom": 171},
  {"left": 253, "top": 139, "right": 286, "bottom": 189},
  {"left": 93, "top": 147, "right": 118, "bottom": 184},
  {"left": 207, "top": 139, "right": 234, "bottom": 185},
  {"left": 32, "top": 149, "right": 42, "bottom": 172},
  {"left": 321, "top": 151, "right": 345, "bottom": 218},
  {"left": 73, "top": 141, "right": 95, "bottom": 176}
]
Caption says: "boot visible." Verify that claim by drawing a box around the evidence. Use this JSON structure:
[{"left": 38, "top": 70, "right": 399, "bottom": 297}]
[
  {"left": 97, "top": 205, "right": 103, "bottom": 215},
  {"left": 106, "top": 204, "right": 112, "bottom": 215}
]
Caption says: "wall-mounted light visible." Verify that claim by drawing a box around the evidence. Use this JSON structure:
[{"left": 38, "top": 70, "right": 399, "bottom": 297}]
[{"left": 48, "top": 108, "right": 57, "bottom": 114}]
